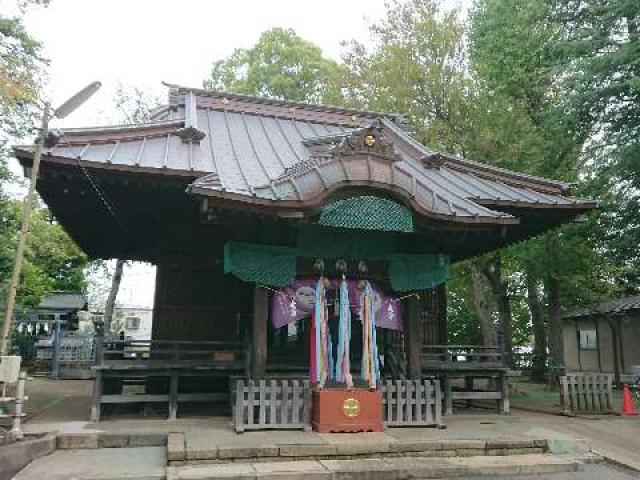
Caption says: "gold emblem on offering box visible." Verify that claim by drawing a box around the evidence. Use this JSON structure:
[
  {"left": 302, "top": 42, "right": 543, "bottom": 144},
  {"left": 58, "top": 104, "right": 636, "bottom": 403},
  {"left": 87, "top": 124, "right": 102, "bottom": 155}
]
[{"left": 342, "top": 397, "right": 361, "bottom": 418}]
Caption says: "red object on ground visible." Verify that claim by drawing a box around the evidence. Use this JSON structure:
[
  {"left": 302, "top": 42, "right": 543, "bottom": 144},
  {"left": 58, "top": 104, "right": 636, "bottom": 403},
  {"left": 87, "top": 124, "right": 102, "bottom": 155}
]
[
  {"left": 621, "top": 384, "right": 638, "bottom": 416},
  {"left": 312, "top": 388, "right": 383, "bottom": 433}
]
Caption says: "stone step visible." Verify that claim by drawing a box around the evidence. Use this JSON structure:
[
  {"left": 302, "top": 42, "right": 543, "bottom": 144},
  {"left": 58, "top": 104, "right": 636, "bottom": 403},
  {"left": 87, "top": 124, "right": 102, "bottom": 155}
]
[
  {"left": 166, "top": 453, "right": 586, "bottom": 479},
  {"left": 171, "top": 434, "right": 550, "bottom": 464}
]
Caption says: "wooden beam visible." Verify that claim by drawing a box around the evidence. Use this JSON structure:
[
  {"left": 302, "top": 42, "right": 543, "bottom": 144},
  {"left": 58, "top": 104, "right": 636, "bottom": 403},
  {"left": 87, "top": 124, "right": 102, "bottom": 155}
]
[
  {"left": 252, "top": 286, "right": 268, "bottom": 379},
  {"left": 405, "top": 294, "right": 422, "bottom": 379}
]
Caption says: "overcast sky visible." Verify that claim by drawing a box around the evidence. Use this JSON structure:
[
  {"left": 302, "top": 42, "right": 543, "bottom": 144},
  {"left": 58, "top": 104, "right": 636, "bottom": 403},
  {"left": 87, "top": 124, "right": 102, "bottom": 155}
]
[
  {"left": 21, "top": 0, "right": 391, "bottom": 125},
  {"left": 6, "top": 0, "right": 469, "bottom": 308}
]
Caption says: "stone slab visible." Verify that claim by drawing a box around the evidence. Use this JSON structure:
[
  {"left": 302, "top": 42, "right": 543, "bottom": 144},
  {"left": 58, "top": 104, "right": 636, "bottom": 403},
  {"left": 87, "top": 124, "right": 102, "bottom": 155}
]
[
  {"left": 98, "top": 433, "right": 129, "bottom": 448},
  {"left": 253, "top": 460, "right": 330, "bottom": 480},
  {"left": 217, "top": 446, "right": 280, "bottom": 459},
  {"left": 389, "top": 439, "right": 484, "bottom": 453},
  {"left": 0, "top": 434, "right": 56, "bottom": 480},
  {"left": 320, "top": 458, "right": 399, "bottom": 480},
  {"left": 129, "top": 433, "right": 167, "bottom": 447},
  {"left": 13, "top": 446, "right": 166, "bottom": 480},
  {"left": 169, "top": 432, "right": 186, "bottom": 462},
  {"left": 485, "top": 438, "right": 537, "bottom": 449},
  {"left": 56, "top": 433, "right": 98, "bottom": 449},
  {"left": 334, "top": 443, "right": 391, "bottom": 455},
  {"left": 278, "top": 444, "right": 337, "bottom": 457},
  {"left": 383, "top": 453, "right": 580, "bottom": 478},
  {"left": 167, "top": 463, "right": 255, "bottom": 480}
]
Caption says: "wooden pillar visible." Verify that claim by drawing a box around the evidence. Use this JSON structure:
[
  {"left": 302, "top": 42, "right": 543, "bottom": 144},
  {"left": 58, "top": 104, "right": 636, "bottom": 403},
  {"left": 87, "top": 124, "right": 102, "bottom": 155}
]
[
  {"left": 51, "top": 315, "right": 61, "bottom": 380},
  {"left": 436, "top": 284, "right": 448, "bottom": 344},
  {"left": 90, "top": 317, "right": 104, "bottom": 422},
  {"left": 252, "top": 286, "right": 268, "bottom": 379},
  {"left": 168, "top": 372, "right": 179, "bottom": 420},
  {"left": 435, "top": 284, "right": 448, "bottom": 414},
  {"left": 608, "top": 318, "right": 621, "bottom": 388},
  {"left": 405, "top": 294, "right": 422, "bottom": 380}
]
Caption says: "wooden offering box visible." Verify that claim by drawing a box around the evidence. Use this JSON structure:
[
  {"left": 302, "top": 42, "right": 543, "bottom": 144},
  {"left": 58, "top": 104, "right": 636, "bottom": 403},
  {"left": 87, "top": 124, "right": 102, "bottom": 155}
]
[{"left": 312, "top": 388, "right": 383, "bottom": 433}]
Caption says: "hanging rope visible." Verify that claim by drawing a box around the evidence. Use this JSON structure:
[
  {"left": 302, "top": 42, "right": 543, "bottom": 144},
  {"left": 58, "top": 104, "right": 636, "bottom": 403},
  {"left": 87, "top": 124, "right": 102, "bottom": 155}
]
[
  {"left": 335, "top": 277, "right": 353, "bottom": 387},
  {"left": 361, "top": 281, "right": 380, "bottom": 389}
]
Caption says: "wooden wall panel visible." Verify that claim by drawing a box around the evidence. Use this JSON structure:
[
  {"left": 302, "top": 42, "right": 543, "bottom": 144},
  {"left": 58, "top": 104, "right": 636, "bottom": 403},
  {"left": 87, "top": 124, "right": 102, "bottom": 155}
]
[
  {"left": 152, "top": 256, "right": 252, "bottom": 342},
  {"left": 417, "top": 285, "right": 446, "bottom": 347}
]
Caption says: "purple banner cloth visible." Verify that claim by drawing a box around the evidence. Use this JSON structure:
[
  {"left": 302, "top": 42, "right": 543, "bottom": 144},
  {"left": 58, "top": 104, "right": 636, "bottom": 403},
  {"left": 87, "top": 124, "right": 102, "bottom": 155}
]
[{"left": 270, "top": 278, "right": 402, "bottom": 331}]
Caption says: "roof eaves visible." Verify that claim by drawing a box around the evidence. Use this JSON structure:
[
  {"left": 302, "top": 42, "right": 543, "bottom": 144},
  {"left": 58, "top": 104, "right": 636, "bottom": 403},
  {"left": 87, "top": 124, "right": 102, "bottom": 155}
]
[
  {"left": 48, "top": 119, "right": 183, "bottom": 136},
  {"left": 13, "top": 149, "right": 206, "bottom": 178},
  {"left": 380, "top": 118, "right": 572, "bottom": 195},
  {"left": 563, "top": 295, "right": 640, "bottom": 319}
]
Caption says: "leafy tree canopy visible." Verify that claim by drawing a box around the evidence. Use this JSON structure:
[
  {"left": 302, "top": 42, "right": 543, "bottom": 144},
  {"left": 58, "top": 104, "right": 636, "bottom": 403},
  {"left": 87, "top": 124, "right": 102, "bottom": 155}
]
[
  {"left": 0, "top": 0, "right": 48, "bottom": 143},
  {"left": 1, "top": 200, "right": 87, "bottom": 308},
  {"left": 204, "top": 27, "right": 346, "bottom": 105}
]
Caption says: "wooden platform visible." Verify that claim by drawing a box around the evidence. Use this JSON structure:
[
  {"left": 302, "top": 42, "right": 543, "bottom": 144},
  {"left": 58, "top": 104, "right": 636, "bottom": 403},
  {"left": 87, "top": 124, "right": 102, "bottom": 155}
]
[{"left": 91, "top": 339, "right": 247, "bottom": 421}]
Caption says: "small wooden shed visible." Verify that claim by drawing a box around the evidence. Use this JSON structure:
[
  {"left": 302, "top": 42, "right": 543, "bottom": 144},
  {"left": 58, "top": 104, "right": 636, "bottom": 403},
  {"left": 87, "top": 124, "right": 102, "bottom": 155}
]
[{"left": 563, "top": 295, "right": 640, "bottom": 385}]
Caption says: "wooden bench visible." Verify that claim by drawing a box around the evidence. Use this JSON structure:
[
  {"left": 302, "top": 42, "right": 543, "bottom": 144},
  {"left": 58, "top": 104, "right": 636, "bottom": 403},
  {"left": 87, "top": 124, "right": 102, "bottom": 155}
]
[{"left": 422, "top": 345, "right": 512, "bottom": 414}]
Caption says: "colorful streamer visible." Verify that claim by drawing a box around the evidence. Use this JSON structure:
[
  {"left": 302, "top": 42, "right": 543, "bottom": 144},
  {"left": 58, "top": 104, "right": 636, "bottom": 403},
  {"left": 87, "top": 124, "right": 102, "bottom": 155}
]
[
  {"left": 335, "top": 278, "right": 353, "bottom": 387},
  {"left": 361, "top": 281, "right": 380, "bottom": 389},
  {"left": 311, "top": 278, "right": 330, "bottom": 387}
]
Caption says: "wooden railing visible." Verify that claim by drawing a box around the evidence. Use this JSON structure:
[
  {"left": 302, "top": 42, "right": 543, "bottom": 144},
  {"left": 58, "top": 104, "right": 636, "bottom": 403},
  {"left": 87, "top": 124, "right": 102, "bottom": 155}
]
[
  {"left": 91, "top": 338, "right": 248, "bottom": 421},
  {"left": 421, "top": 344, "right": 507, "bottom": 371},
  {"left": 96, "top": 339, "right": 247, "bottom": 371},
  {"left": 381, "top": 379, "right": 442, "bottom": 427},
  {"left": 233, "top": 378, "right": 311, "bottom": 433},
  {"left": 560, "top": 373, "right": 613, "bottom": 414}
]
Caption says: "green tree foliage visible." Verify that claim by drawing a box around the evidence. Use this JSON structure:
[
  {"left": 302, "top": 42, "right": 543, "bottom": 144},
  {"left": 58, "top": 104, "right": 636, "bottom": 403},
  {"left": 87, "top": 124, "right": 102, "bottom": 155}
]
[
  {"left": 552, "top": 0, "right": 640, "bottom": 290},
  {"left": 342, "top": 0, "right": 469, "bottom": 152},
  {"left": 341, "top": 0, "right": 548, "bottom": 349},
  {"left": 0, "top": 0, "right": 48, "bottom": 144},
  {"left": 1, "top": 1, "right": 88, "bottom": 323},
  {"left": 554, "top": 0, "right": 639, "bottom": 180},
  {"left": 1, "top": 200, "right": 87, "bottom": 308},
  {"left": 466, "top": 0, "right": 638, "bottom": 370},
  {"left": 204, "top": 28, "right": 346, "bottom": 105}
]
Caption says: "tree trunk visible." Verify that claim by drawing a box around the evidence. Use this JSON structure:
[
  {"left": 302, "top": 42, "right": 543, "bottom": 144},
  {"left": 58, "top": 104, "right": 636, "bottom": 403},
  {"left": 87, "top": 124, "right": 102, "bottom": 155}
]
[
  {"left": 526, "top": 273, "right": 546, "bottom": 380},
  {"left": 544, "top": 275, "right": 564, "bottom": 382},
  {"left": 104, "top": 259, "right": 125, "bottom": 334},
  {"left": 469, "top": 261, "right": 496, "bottom": 346},
  {"left": 482, "top": 255, "right": 513, "bottom": 366}
]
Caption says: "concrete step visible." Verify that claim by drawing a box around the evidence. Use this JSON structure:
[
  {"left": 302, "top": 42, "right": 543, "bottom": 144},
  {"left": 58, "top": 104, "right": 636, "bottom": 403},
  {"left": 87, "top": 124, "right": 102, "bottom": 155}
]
[
  {"left": 166, "top": 453, "right": 586, "bottom": 479},
  {"left": 12, "top": 446, "right": 167, "bottom": 480},
  {"left": 171, "top": 434, "right": 550, "bottom": 464}
]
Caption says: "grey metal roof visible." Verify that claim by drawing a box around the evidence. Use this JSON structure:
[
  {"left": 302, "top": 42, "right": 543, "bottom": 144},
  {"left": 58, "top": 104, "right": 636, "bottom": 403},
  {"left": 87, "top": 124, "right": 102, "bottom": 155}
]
[
  {"left": 38, "top": 292, "right": 87, "bottom": 311},
  {"left": 564, "top": 295, "right": 640, "bottom": 319},
  {"left": 13, "top": 85, "right": 596, "bottom": 225}
]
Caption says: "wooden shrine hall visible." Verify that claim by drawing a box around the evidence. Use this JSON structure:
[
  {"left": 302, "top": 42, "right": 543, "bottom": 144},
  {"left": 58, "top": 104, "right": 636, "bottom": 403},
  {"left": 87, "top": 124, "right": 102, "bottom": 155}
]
[{"left": 14, "top": 85, "right": 596, "bottom": 430}]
